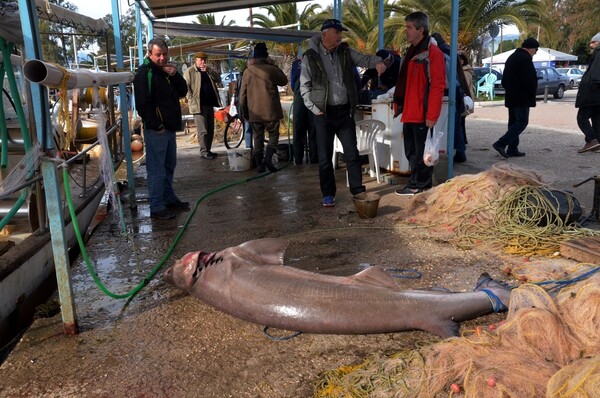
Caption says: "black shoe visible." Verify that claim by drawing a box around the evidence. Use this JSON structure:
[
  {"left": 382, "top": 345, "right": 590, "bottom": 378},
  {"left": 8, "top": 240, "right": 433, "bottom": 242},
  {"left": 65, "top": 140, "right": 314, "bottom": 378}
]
[
  {"left": 506, "top": 150, "right": 526, "bottom": 157},
  {"left": 201, "top": 153, "right": 216, "bottom": 160},
  {"left": 150, "top": 208, "right": 176, "bottom": 220},
  {"left": 208, "top": 151, "right": 219, "bottom": 157},
  {"left": 165, "top": 199, "right": 190, "bottom": 211},
  {"left": 492, "top": 142, "right": 508, "bottom": 158},
  {"left": 395, "top": 186, "right": 423, "bottom": 196},
  {"left": 256, "top": 163, "right": 266, "bottom": 173}
]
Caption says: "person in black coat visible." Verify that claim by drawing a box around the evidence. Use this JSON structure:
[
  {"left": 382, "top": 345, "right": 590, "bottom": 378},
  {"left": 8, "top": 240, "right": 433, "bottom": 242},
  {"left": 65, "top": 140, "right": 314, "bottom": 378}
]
[
  {"left": 492, "top": 38, "right": 539, "bottom": 158},
  {"left": 575, "top": 32, "right": 600, "bottom": 153},
  {"left": 133, "top": 36, "right": 189, "bottom": 220}
]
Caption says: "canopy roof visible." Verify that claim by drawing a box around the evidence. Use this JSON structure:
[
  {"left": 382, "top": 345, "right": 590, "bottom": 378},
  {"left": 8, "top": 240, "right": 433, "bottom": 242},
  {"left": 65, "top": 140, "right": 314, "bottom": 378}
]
[
  {"left": 141, "top": 0, "right": 312, "bottom": 20},
  {"left": 153, "top": 21, "right": 316, "bottom": 43},
  {"left": 482, "top": 47, "right": 578, "bottom": 65}
]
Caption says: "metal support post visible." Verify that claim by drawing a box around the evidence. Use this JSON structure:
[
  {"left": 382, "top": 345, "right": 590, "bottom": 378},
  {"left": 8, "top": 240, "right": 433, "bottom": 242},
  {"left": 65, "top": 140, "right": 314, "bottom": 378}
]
[{"left": 41, "top": 160, "right": 78, "bottom": 336}]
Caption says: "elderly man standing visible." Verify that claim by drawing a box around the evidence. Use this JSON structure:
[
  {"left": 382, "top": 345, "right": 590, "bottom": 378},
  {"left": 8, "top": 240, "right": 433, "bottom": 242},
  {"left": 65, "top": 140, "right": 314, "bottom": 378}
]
[
  {"left": 300, "top": 18, "right": 389, "bottom": 207},
  {"left": 492, "top": 38, "right": 539, "bottom": 158},
  {"left": 575, "top": 33, "right": 600, "bottom": 153},
  {"left": 393, "top": 12, "right": 446, "bottom": 195},
  {"left": 183, "top": 51, "right": 222, "bottom": 160},
  {"left": 239, "top": 43, "right": 288, "bottom": 173},
  {"left": 133, "top": 36, "right": 189, "bottom": 220}
]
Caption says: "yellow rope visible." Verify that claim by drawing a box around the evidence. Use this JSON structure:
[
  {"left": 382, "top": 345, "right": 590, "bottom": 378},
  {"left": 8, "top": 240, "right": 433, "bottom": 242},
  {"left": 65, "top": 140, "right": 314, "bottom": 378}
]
[{"left": 52, "top": 63, "right": 74, "bottom": 150}]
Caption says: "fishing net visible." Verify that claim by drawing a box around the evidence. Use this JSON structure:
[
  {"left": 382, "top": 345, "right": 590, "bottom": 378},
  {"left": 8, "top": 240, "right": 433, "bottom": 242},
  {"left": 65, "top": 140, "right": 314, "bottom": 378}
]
[
  {"left": 314, "top": 274, "right": 600, "bottom": 398},
  {"left": 0, "top": 141, "right": 40, "bottom": 199},
  {"left": 397, "top": 163, "right": 600, "bottom": 257}
]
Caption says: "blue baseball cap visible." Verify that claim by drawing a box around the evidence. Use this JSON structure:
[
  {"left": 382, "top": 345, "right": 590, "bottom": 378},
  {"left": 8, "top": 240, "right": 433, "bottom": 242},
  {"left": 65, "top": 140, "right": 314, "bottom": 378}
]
[{"left": 321, "top": 18, "right": 348, "bottom": 32}]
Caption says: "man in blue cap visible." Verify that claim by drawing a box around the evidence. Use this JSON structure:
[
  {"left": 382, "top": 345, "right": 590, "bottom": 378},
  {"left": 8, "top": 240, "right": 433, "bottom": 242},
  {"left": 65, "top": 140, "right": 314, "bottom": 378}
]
[{"left": 300, "top": 18, "right": 390, "bottom": 207}]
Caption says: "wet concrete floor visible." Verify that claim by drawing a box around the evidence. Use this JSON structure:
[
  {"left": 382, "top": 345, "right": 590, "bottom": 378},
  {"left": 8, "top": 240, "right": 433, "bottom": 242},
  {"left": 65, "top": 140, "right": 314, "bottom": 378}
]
[{"left": 1, "top": 91, "right": 600, "bottom": 397}]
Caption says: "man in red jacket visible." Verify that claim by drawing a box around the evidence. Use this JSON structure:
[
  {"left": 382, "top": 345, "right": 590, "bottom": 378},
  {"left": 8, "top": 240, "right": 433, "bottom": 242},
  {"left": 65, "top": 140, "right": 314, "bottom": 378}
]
[{"left": 393, "top": 11, "right": 446, "bottom": 195}]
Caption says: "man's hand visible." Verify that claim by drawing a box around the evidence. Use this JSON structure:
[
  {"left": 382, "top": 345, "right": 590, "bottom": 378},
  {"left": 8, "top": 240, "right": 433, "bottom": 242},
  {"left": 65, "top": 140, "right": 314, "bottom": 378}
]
[
  {"left": 375, "top": 61, "right": 387, "bottom": 75},
  {"left": 162, "top": 64, "right": 178, "bottom": 76},
  {"left": 425, "top": 119, "right": 436, "bottom": 128}
]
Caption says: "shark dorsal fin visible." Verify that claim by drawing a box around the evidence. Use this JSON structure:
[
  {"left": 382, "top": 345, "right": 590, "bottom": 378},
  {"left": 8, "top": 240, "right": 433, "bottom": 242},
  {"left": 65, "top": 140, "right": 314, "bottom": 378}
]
[
  {"left": 231, "top": 238, "right": 289, "bottom": 265},
  {"left": 351, "top": 266, "right": 400, "bottom": 289}
]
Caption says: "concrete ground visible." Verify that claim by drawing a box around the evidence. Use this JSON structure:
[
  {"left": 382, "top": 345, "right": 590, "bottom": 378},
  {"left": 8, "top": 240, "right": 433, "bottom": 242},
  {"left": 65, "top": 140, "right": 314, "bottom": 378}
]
[{"left": 1, "top": 88, "right": 598, "bottom": 397}]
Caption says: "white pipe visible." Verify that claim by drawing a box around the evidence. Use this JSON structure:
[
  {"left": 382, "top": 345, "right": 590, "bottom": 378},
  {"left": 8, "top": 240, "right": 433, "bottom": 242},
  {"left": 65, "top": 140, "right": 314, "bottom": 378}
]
[{"left": 23, "top": 59, "right": 134, "bottom": 89}]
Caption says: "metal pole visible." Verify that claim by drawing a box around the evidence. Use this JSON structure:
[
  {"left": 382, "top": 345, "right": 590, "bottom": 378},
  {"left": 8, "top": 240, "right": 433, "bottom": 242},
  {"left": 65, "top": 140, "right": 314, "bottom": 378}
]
[
  {"left": 447, "top": 0, "right": 459, "bottom": 179},
  {"left": 41, "top": 160, "right": 78, "bottom": 336}
]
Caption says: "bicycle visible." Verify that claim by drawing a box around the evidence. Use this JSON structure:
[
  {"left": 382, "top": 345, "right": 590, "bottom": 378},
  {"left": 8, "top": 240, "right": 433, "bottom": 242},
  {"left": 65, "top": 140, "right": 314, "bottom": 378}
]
[{"left": 223, "top": 113, "right": 245, "bottom": 149}]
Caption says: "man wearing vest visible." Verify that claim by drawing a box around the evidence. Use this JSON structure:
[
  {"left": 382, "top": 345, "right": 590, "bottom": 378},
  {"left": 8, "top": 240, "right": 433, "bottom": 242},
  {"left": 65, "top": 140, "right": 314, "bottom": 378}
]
[
  {"left": 133, "top": 36, "right": 190, "bottom": 220},
  {"left": 183, "top": 51, "right": 222, "bottom": 160},
  {"left": 300, "top": 19, "right": 389, "bottom": 207},
  {"left": 393, "top": 12, "right": 446, "bottom": 195}
]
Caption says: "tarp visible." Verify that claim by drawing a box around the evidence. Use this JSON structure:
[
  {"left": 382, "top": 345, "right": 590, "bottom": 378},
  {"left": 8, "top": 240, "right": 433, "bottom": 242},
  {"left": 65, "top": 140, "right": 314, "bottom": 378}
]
[{"left": 482, "top": 47, "right": 578, "bottom": 66}]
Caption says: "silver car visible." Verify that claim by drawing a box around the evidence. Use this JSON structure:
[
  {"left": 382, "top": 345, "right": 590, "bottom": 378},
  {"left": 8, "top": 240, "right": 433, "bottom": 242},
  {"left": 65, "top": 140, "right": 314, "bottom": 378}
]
[{"left": 555, "top": 67, "right": 584, "bottom": 89}]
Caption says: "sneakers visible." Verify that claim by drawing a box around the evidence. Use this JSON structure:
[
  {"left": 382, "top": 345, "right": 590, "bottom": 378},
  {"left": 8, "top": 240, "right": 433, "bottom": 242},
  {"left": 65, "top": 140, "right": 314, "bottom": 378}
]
[
  {"left": 506, "top": 150, "right": 526, "bottom": 157},
  {"left": 201, "top": 153, "right": 216, "bottom": 160},
  {"left": 577, "top": 139, "right": 600, "bottom": 153},
  {"left": 395, "top": 186, "right": 423, "bottom": 196},
  {"left": 492, "top": 141, "right": 508, "bottom": 158},
  {"left": 166, "top": 199, "right": 190, "bottom": 211},
  {"left": 150, "top": 208, "right": 176, "bottom": 220},
  {"left": 322, "top": 196, "right": 335, "bottom": 207}
]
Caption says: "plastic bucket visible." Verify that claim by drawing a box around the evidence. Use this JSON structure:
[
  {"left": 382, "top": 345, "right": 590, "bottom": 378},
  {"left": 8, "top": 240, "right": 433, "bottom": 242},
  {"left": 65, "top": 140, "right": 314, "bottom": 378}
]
[
  {"left": 352, "top": 192, "right": 381, "bottom": 219},
  {"left": 227, "top": 148, "right": 252, "bottom": 171}
]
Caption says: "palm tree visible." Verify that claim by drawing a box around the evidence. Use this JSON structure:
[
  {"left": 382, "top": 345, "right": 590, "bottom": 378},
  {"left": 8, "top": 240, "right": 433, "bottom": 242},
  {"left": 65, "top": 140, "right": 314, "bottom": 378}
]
[
  {"left": 339, "top": 0, "right": 405, "bottom": 54},
  {"left": 384, "top": 0, "right": 548, "bottom": 62},
  {"left": 251, "top": 3, "right": 323, "bottom": 78}
]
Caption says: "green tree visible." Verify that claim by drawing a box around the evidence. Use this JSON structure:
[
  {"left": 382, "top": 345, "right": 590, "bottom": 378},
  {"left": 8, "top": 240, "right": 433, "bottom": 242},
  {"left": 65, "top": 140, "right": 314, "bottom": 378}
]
[
  {"left": 39, "top": 0, "right": 78, "bottom": 65},
  {"left": 339, "top": 0, "right": 405, "bottom": 54},
  {"left": 95, "top": 7, "right": 144, "bottom": 69},
  {"left": 251, "top": 2, "right": 323, "bottom": 79},
  {"left": 383, "top": 0, "right": 548, "bottom": 63}
]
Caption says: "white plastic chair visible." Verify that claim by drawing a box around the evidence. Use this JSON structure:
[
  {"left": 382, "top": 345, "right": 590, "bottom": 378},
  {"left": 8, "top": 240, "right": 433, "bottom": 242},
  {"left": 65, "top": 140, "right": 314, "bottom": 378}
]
[{"left": 332, "top": 119, "right": 386, "bottom": 185}]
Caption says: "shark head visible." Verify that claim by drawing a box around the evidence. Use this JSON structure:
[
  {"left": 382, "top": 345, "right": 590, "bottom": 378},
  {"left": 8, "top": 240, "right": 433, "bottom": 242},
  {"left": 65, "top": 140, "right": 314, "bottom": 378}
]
[{"left": 164, "top": 251, "right": 215, "bottom": 291}]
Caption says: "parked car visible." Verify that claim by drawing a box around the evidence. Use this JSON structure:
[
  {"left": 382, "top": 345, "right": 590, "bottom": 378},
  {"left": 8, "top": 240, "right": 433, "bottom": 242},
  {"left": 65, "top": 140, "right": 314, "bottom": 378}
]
[
  {"left": 536, "top": 66, "right": 570, "bottom": 99},
  {"left": 555, "top": 67, "right": 584, "bottom": 89}
]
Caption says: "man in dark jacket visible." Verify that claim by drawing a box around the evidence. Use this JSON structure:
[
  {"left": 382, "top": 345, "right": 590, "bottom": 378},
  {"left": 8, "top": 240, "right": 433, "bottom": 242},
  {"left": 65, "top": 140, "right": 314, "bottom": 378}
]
[
  {"left": 133, "top": 36, "right": 189, "bottom": 220},
  {"left": 290, "top": 57, "right": 317, "bottom": 165},
  {"left": 575, "top": 33, "right": 600, "bottom": 153},
  {"left": 239, "top": 43, "right": 288, "bottom": 173},
  {"left": 492, "top": 38, "right": 539, "bottom": 158},
  {"left": 300, "top": 18, "right": 389, "bottom": 207}
]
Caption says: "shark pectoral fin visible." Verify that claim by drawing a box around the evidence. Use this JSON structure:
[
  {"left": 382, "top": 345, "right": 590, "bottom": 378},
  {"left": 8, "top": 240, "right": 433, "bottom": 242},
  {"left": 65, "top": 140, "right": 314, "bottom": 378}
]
[
  {"left": 427, "top": 320, "right": 460, "bottom": 338},
  {"left": 350, "top": 266, "right": 400, "bottom": 289},
  {"left": 234, "top": 238, "right": 289, "bottom": 265}
]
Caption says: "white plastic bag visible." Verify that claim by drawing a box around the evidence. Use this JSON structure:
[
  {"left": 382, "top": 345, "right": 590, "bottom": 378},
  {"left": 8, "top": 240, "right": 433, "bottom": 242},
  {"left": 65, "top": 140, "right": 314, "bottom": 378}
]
[
  {"left": 423, "top": 129, "right": 444, "bottom": 167},
  {"left": 228, "top": 95, "right": 238, "bottom": 117}
]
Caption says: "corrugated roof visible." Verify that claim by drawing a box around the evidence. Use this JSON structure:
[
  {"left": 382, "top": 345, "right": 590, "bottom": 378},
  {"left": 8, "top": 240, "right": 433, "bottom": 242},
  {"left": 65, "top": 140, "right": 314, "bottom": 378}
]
[
  {"left": 153, "top": 21, "right": 316, "bottom": 43},
  {"left": 142, "top": 0, "right": 311, "bottom": 20}
]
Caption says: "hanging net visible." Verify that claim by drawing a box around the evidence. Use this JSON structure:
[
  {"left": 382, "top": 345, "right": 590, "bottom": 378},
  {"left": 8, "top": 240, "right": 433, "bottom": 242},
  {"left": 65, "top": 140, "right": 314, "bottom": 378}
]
[{"left": 0, "top": 141, "right": 40, "bottom": 199}]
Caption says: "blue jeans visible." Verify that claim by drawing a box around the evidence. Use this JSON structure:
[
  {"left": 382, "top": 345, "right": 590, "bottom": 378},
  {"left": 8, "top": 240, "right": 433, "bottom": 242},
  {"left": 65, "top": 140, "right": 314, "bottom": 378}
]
[
  {"left": 498, "top": 107, "right": 529, "bottom": 152},
  {"left": 403, "top": 123, "right": 433, "bottom": 190},
  {"left": 314, "top": 104, "right": 365, "bottom": 197},
  {"left": 144, "top": 128, "right": 179, "bottom": 212},
  {"left": 244, "top": 121, "right": 253, "bottom": 149}
]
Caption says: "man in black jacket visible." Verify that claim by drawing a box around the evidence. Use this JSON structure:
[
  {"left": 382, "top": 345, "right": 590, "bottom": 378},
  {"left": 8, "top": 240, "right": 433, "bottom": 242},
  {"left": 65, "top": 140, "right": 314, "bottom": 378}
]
[
  {"left": 492, "top": 38, "right": 539, "bottom": 158},
  {"left": 133, "top": 37, "right": 189, "bottom": 220},
  {"left": 575, "top": 33, "right": 600, "bottom": 153}
]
